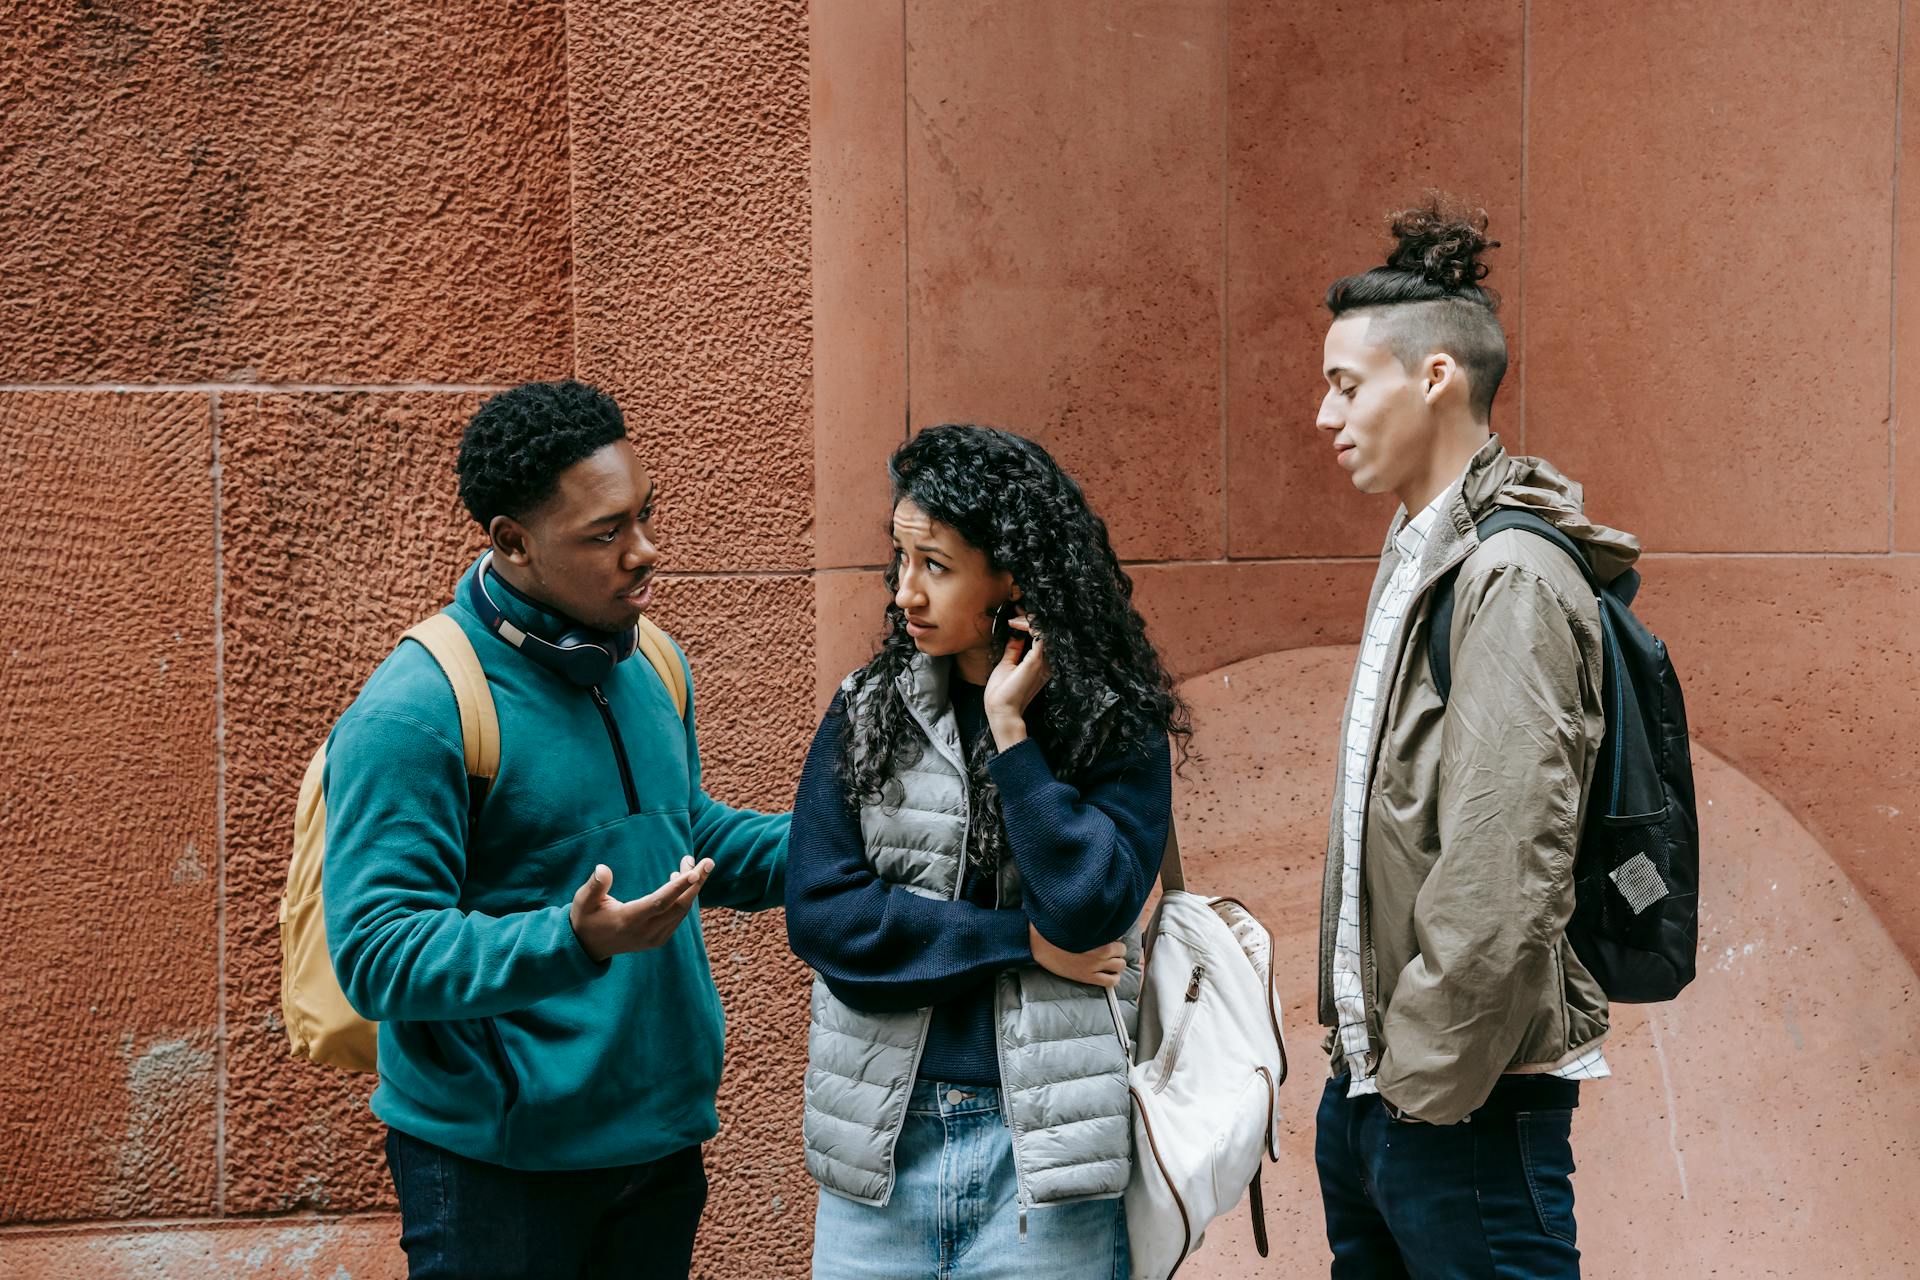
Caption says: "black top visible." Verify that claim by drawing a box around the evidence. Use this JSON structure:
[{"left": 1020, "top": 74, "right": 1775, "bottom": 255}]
[{"left": 784, "top": 675, "right": 1170, "bottom": 1084}]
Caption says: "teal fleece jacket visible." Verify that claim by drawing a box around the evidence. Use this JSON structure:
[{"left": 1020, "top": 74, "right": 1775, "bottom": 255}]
[{"left": 322, "top": 559, "right": 789, "bottom": 1171}]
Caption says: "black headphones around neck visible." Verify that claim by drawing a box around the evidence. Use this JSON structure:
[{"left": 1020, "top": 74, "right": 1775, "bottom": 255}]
[{"left": 466, "top": 551, "right": 637, "bottom": 689}]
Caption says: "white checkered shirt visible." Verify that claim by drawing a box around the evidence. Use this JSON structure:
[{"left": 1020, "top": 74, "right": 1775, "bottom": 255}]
[{"left": 1335, "top": 482, "right": 1608, "bottom": 1100}]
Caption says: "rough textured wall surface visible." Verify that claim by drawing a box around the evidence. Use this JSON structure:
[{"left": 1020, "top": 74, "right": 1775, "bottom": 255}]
[
  {"left": 0, "top": 393, "right": 220, "bottom": 1222},
  {"left": 0, "top": 2, "right": 572, "bottom": 383},
  {"left": 1514, "top": 0, "right": 1917, "bottom": 963},
  {"left": 218, "top": 393, "right": 490, "bottom": 1214},
  {"left": 0, "top": 1218, "right": 404, "bottom": 1279},
  {"left": 4, "top": 0, "right": 817, "bottom": 1269},
  {"left": 1903, "top": 0, "right": 1920, "bottom": 552},
  {"left": 566, "top": 3, "right": 815, "bottom": 1275},
  {"left": 568, "top": 0, "right": 814, "bottom": 575}
]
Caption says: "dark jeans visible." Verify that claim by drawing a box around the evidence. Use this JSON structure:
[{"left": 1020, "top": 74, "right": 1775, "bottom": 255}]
[
  {"left": 1315, "top": 1073, "right": 1581, "bottom": 1280},
  {"left": 385, "top": 1127, "right": 707, "bottom": 1280}
]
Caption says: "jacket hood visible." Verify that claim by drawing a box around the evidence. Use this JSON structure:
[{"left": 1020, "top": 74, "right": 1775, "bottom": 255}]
[{"left": 1461, "top": 436, "right": 1641, "bottom": 585}]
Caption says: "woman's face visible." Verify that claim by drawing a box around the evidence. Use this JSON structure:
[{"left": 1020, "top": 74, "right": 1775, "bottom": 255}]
[{"left": 890, "top": 498, "right": 1016, "bottom": 662}]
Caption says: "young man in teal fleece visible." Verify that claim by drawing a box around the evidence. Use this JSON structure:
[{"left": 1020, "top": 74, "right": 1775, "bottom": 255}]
[{"left": 323, "top": 380, "right": 789, "bottom": 1280}]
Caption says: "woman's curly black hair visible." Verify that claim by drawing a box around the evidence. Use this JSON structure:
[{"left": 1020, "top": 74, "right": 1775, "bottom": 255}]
[
  {"left": 840, "top": 425, "right": 1192, "bottom": 877},
  {"left": 457, "top": 380, "right": 627, "bottom": 527}
]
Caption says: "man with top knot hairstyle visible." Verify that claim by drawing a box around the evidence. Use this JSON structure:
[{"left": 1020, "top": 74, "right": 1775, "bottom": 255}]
[{"left": 1309, "top": 196, "right": 1642, "bottom": 1278}]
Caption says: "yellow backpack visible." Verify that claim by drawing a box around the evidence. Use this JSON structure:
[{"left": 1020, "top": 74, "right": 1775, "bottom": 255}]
[{"left": 279, "top": 611, "right": 688, "bottom": 1072}]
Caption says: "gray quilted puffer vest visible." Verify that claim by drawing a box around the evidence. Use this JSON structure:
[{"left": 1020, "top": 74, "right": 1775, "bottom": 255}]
[{"left": 802, "top": 654, "right": 1142, "bottom": 1213}]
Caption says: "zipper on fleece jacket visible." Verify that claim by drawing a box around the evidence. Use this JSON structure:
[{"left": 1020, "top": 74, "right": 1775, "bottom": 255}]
[{"left": 588, "top": 686, "right": 641, "bottom": 815}]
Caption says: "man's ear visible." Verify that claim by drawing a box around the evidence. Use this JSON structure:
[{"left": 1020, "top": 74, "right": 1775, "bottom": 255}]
[
  {"left": 491, "top": 515, "right": 533, "bottom": 566},
  {"left": 1423, "top": 352, "right": 1461, "bottom": 406}
]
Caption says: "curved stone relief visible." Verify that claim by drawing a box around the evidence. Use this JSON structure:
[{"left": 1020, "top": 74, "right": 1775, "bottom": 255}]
[{"left": 1168, "top": 647, "right": 1920, "bottom": 1280}]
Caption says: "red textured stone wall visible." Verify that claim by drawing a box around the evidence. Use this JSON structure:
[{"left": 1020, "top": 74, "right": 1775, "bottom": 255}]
[
  {"left": 9, "top": 0, "right": 1920, "bottom": 1275},
  {"left": 1, "top": 2, "right": 573, "bottom": 383},
  {"left": 219, "top": 393, "right": 491, "bottom": 1216},
  {"left": 1226, "top": 0, "right": 1523, "bottom": 558},
  {"left": 2, "top": 0, "right": 577, "bottom": 1258},
  {"left": 809, "top": 1, "right": 1920, "bottom": 1275},
  {"left": 814, "top": 0, "right": 1919, "bottom": 966},
  {"left": 1, "top": 393, "right": 220, "bottom": 1222},
  {"left": 905, "top": 2, "right": 1225, "bottom": 563},
  {"left": 3, "top": 1, "right": 813, "bottom": 1275}
]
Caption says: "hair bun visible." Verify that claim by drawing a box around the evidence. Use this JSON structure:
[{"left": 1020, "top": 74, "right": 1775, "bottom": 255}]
[{"left": 1384, "top": 195, "right": 1499, "bottom": 291}]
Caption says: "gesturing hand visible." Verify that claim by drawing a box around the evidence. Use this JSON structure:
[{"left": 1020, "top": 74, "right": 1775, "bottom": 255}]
[
  {"left": 1028, "top": 923, "right": 1126, "bottom": 989},
  {"left": 985, "top": 615, "right": 1051, "bottom": 750},
  {"left": 569, "top": 856, "right": 714, "bottom": 962}
]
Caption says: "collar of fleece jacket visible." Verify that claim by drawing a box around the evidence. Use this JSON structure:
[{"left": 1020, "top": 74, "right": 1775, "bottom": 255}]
[{"left": 482, "top": 557, "right": 630, "bottom": 648}]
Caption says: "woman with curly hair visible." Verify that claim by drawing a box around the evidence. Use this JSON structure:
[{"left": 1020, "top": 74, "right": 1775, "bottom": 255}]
[{"left": 785, "top": 424, "right": 1190, "bottom": 1279}]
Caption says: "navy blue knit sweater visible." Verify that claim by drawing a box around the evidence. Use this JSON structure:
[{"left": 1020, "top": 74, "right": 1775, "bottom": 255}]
[{"left": 784, "top": 675, "right": 1170, "bottom": 1085}]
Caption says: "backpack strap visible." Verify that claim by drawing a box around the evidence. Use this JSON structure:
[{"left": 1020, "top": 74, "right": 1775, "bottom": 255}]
[
  {"left": 1158, "top": 820, "right": 1186, "bottom": 892},
  {"left": 633, "top": 616, "right": 689, "bottom": 720},
  {"left": 395, "top": 613, "right": 679, "bottom": 819},
  {"left": 1427, "top": 509, "right": 1596, "bottom": 704},
  {"left": 1249, "top": 1168, "right": 1271, "bottom": 1257},
  {"left": 402, "top": 614, "right": 501, "bottom": 821},
  {"left": 1107, "top": 818, "right": 1189, "bottom": 1058}
]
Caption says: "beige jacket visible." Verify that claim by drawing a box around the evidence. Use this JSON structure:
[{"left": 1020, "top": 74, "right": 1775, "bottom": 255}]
[{"left": 1317, "top": 436, "right": 1641, "bottom": 1124}]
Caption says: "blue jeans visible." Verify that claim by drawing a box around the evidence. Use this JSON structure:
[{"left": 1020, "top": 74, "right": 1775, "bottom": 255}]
[
  {"left": 812, "top": 1079, "right": 1129, "bottom": 1280},
  {"left": 385, "top": 1127, "right": 706, "bottom": 1279},
  {"left": 1315, "top": 1073, "right": 1582, "bottom": 1279}
]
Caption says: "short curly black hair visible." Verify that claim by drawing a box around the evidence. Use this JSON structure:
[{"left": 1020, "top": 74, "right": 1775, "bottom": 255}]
[{"left": 456, "top": 380, "right": 628, "bottom": 527}]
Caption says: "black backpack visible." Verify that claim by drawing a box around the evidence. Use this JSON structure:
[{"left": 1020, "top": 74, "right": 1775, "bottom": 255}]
[{"left": 1428, "top": 509, "right": 1698, "bottom": 1003}]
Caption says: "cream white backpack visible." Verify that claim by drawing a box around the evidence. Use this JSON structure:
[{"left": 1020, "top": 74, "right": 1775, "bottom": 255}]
[{"left": 1108, "top": 826, "right": 1287, "bottom": 1280}]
